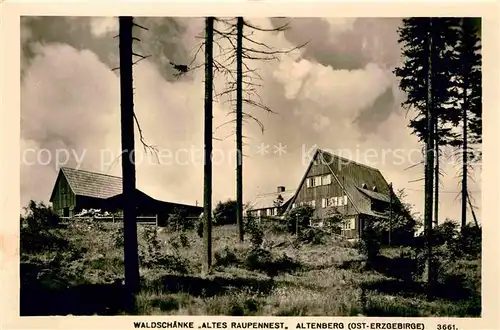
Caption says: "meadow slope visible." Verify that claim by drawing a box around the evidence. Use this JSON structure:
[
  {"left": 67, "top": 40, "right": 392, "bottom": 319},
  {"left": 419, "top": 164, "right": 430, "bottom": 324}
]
[{"left": 20, "top": 219, "right": 481, "bottom": 316}]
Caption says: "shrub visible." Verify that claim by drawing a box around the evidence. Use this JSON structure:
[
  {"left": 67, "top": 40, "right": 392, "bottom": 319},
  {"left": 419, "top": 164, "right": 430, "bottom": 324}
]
[
  {"left": 410, "top": 220, "right": 482, "bottom": 283},
  {"left": 273, "top": 252, "right": 301, "bottom": 273},
  {"left": 111, "top": 226, "right": 124, "bottom": 248},
  {"left": 179, "top": 232, "right": 190, "bottom": 248},
  {"left": 139, "top": 226, "right": 191, "bottom": 273},
  {"left": 244, "top": 247, "right": 272, "bottom": 271},
  {"left": 298, "top": 228, "right": 326, "bottom": 245},
  {"left": 283, "top": 205, "right": 314, "bottom": 235},
  {"left": 20, "top": 201, "right": 66, "bottom": 254},
  {"left": 167, "top": 232, "right": 190, "bottom": 251},
  {"left": 263, "top": 219, "right": 288, "bottom": 234},
  {"left": 21, "top": 201, "right": 61, "bottom": 232},
  {"left": 245, "top": 216, "right": 264, "bottom": 247},
  {"left": 196, "top": 218, "right": 204, "bottom": 238},
  {"left": 455, "top": 223, "right": 481, "bottom": 260},
  {"left": 167, "top": 208, "right": 195, "bottom": 231},
  {"left": 357, "top": 222, "right": 381, "bottom": 265},
  {"left": 213, "top": 200, "right": 238, "bottom": 226},
  {"left": 214, "top": 246, "right": 240, "bottom": 267}
]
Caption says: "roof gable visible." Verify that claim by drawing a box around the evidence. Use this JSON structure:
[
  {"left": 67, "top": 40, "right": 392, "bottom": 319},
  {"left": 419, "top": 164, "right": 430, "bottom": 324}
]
[
  {"left": 320, "top": 151, "right": 390, "bottom": 196},
  {"left": 286, "top": 148, "right": 393, "bottom": 217},
  {"left": 49, "top": 170, "right": 66, "bottom": 202},
  {"left": 247, "top": 189, "right": 296, "bottom": 211},
  {"left": 58, "top": 167, "right": 123, "bottom": 199}
]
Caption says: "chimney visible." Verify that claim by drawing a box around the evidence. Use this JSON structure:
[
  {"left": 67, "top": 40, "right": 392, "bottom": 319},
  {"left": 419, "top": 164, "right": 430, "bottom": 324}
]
[{"left": 277, "top": 186, "right": 285, "bottom": 193}]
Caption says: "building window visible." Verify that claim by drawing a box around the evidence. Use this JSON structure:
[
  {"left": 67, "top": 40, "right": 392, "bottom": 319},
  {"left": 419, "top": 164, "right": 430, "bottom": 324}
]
[
  {"left": 323, "top": 195, "right": 349, "bottom": 207},
  {"left": 322, "top": 174, "right": 332, "bottom": 185},
  {"left": 266, "top": 208, "right": 271, "bottom": 216},
  {"left": 292, "top": 203, "right": 296, "bottom": 209},
  {"left": 257, "top": 210, "right": 261, "bottom": 216},
  {"left": 310, "top": 200, "right": 316, "bottom": 208},
  {"left": 342, "top": 217, "right": 356, "bottom": 230},
  {"left": 307, "top": 176, "right": 329, "bottom": 188}
]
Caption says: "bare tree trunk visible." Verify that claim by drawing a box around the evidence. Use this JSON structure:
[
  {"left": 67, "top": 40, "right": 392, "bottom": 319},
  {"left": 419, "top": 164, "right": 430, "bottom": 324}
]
[
  {"left": 424, "top": 18, "right": 436, "bottom": 298},
  {"left": 461, "top": 20, "right": 469, "bottom": 232},
  {"left": 119, "top": 16, "right": 140, "bottom": 305},
  {"left": 236, "top": 17, "right": 244, "bottom": 243},
  {"left": 434, "top": 118, "right": 439, "bottom": 227},
  {"left": 203, "top": 17, "right": 214, "bottom": 273},
  {"left": 466, "top": 191, "right": 479, "bottom": 229},
  {"left": 389, "top": 182, "right": 393, "bottom": 246}
]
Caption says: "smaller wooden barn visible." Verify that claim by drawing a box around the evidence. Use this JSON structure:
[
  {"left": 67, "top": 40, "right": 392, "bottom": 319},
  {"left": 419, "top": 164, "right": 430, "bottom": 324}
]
[{"left": 49, "top": 167, "right": 202, "bottom": 223}]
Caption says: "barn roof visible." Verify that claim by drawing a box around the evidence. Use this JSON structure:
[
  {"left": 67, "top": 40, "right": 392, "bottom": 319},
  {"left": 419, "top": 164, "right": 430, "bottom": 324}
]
[
  {"left": 246, "top": 189, "right": 296, "bottom": 211},
  {"left": 59, "top": 167, "right": 123, "bottom": 199}
]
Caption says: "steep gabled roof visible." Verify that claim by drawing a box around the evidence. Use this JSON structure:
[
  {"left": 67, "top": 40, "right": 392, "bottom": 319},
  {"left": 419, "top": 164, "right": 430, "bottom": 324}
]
[
  {"left": 50, "top": 167, "right": 123, "bottom": 201},
  {"left": 246, "top": 189, "right": 296, "bottom": 211},
  {"left": 286, "top": 148, "right": 393, "bottom": 219},
  {"left": 356, "top": 186, "right": 391, "bottom": 203}
]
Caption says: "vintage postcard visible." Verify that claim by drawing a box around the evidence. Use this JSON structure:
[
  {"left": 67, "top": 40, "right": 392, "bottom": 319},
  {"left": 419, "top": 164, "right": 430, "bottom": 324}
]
[{"left": 1, "top": 1, "right": 499, "bottom": 330}]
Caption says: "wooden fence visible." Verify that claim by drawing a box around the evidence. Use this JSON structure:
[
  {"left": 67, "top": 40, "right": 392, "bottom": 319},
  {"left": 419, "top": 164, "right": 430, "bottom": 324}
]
[{"left": 60, "top": 215, "right": 158, "bottom": 226}]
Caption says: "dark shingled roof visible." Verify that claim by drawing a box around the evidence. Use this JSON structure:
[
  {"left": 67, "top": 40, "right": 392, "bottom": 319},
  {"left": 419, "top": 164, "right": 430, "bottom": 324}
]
[
  {"left": 285, "top": 148, "right": 393, "bottom": 220},
  {"left": 356, "top": 186, "right": 391, "bottom": 203},
  {"left": 60, "top": 167, "right": 122, "bottom": 199}
]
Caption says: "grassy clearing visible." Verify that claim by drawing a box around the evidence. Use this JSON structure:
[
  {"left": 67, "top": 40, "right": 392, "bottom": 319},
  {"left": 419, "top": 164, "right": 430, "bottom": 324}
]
[{"left": 20, "top": 220, "right": 481, "bottom": 317}]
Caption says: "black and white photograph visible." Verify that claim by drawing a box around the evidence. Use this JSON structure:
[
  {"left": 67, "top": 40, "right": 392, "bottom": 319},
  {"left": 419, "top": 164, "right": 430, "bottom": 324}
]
[{"left": 15, "top": 14, "right": 485, "bottom": 318}]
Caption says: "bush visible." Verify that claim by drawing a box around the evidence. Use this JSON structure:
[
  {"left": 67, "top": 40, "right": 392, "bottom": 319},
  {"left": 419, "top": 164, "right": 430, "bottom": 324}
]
[
  {"left": 21, "top": 201, "right": 61, "bottom": 232},
  {"left": 263, "top": 219, "right": 288, "bottom": 234},
  {"left": 166, "top": 208, "right": 195, "bottom": 231},
  {"left": 409, "top": 220, "right": 482, "bottom": 283},
  {"left": 213, "top": 200, "right": 238, "bottom": 226},
  {"left": 196, "top": 218, "right": 204, "bottom": 238},
  {"left": 20, "top": 201, "right": 66, "bottom": 254},
  {"left": 455, "top": 223, "right": 481, "bottom": 260},
  {"left": 283, "top": 205, "right": 314, "bottom": 235},
  {"left": 273, "top": 252, "right": 301, "bottom": 273},
  {"left": 245, "top": 216, "right": 264, "bottom": 247},
  {"left": 298, "top": 228, "right": 326, "bottom": 245},
  {"left": 244, "top": 247, "right": 272, "bottom": 271},
  {"left": 167, "top": 232, "right": 190, "bottom": 251},
  {"left": 139, "top": 227, "right": 191, "bottom": 273},
  {"left": 111, "top": 226, "right": 124, "bottom": 248},
  {"left": 214, "top": 246, "right": 240, "bottom": 267},
  {"left": 358, "top": 223, "right": 381, "bottom": 265}
]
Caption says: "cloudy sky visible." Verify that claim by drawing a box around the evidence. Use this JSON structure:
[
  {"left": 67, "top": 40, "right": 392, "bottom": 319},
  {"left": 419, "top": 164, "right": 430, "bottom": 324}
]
[{"left": 20, "top": 17, "right": 482, "bottom": 223}]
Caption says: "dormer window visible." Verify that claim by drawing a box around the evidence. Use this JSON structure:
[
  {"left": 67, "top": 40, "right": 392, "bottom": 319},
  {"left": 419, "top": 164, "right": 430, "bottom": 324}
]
[
  {"left": 372, "top": 186, "right": 378, "bottom": 192},
  {"left": 361, "top": 183, "right": 367, "bottom": 189}
]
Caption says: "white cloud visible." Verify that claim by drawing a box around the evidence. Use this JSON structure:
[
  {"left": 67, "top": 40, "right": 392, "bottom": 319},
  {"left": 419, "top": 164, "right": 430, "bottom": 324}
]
[
  {"left": 89, "top": 17, "right": 118, "bottom": 37},
  {"left": 20, "top": 17, "right": 481, "bottom": 223}
]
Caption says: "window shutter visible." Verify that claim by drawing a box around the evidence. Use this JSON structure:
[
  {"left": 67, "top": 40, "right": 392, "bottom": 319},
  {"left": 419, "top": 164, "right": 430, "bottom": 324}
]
[{"left": 322, "top": 198, "right": 326, "bottom": 208}]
